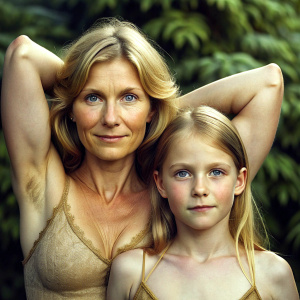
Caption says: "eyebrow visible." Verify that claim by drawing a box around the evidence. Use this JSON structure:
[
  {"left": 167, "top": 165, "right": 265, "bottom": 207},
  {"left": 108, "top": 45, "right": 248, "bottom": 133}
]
[
  {"left": 169, "top": 162, "right": 232, "bottom": 170},
  {"left": 80, "top": 86, "right": 146, "bottom": 96}
]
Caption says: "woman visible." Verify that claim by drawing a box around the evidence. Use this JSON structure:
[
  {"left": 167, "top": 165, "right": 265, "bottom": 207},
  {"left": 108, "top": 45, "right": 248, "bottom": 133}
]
[
  {"left": 107, "top": 106, "right": 298, "bottom": 299},
  {"left": 1, "top": 18, "right": 283, "bottom": 299}
]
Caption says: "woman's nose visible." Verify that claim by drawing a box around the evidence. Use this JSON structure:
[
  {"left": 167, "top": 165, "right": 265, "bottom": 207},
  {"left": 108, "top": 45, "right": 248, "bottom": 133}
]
[
  {"left": 101, "top": 102, "right": 120, "bottom": 127},
  {"left": 192, "top": 177, "right": 209, "bottom": 197}
]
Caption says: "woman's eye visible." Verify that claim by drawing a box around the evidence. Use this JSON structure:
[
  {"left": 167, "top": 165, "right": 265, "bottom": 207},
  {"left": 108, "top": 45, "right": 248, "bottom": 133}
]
[
  {"left": 123, "top": 94, "right": 137, "bottom": 102},
  {"left": 175, "top": 171, "right": 190, "bottom": 178},
  {"left": 210, "top": 169, "right": 223, "bottom": 176},
  {"left": 86, "top": 94, "right": 100, "bottom": 103}
]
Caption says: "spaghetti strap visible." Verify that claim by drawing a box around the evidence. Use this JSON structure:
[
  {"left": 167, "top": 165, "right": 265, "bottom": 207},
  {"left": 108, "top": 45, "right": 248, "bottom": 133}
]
[
  {"left": 144, "top": 244, "right": 171, "bottom": 283},
  {"left": 142, "top": 250, "right": 146, "bottom": 281}
]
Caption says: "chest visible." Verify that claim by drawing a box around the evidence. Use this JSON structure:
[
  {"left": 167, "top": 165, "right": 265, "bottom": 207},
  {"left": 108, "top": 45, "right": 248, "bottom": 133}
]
[
  {"left": 68, "top": 185, "right": 152, "bottom": 259},
  {"left": 145, "top": 257, "right": 254, "bottom": 300}
]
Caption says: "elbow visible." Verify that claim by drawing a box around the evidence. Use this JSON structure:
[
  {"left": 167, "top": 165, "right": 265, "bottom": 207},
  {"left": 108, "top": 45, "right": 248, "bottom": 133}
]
[
  {"left": 5, "top": 35, "right": 33, "bottom": 62},
  {"left": 266, "top": 63, "right": 284, "bottom": 89},
  {"left": 266, "top": 63, "right": 284, "bottom": 102}
]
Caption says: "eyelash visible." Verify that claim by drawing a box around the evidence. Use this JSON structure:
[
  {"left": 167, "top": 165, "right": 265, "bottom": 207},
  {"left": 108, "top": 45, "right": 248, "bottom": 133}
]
[
  {"left": 85, "top": 94, "right": 100, "bottom": 103},
  {"left": 175, "top": 170, "right": 190, "bottom": 178},
  {"left": 84, "top": 93, "right": 137, "bottom": 103},
  {"left": 209, "top": 169, "right": 225, "bottom": 176}
]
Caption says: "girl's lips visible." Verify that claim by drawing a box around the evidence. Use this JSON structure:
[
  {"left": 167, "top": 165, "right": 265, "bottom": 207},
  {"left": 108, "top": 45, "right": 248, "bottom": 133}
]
[{"left": 188, "top": 206, "right": 214, "bottom": 212}]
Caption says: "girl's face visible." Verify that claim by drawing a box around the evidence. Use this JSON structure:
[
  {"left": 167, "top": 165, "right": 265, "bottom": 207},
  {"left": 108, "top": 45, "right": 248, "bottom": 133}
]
[
  {"left": 154, "top": 135, "right": 247, "bottom": 233},
  {"left": 72, "top": 57, "right": 154, "bottom": 163}
]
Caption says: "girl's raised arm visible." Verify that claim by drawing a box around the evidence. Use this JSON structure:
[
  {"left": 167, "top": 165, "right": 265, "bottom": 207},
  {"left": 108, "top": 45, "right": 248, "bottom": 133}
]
[{"left": 179, "top": 64, "right": 283, "bottom": 181}]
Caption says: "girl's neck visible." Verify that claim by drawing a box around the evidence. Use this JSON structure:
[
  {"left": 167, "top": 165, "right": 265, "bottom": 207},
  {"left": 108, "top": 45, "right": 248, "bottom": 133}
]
[
  {"left": 72, "top": 154, "right": 145, "bottom": 202},
  {"left": 171, "top": 221, "right": 236, "bottom": 262}
]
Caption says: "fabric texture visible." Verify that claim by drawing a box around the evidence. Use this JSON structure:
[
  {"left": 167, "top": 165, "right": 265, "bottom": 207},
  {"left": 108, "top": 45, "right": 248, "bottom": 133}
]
[
  {"left": 23, "top": 177, "right": 151, "bottom": 299},
  {"left": 133, "top": 248, "right": 263, "bottom": 300}
]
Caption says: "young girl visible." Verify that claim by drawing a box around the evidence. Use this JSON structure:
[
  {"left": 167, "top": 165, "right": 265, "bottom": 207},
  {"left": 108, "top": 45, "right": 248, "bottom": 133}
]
[{"left": 107, "top": 106, "right": 299, "bottom": 300}]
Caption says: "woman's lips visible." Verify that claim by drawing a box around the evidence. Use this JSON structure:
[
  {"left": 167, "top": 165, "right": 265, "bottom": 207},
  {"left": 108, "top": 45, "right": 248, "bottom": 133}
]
[{"left": 96, "top": 135, "right": 125, "bottom": 143}]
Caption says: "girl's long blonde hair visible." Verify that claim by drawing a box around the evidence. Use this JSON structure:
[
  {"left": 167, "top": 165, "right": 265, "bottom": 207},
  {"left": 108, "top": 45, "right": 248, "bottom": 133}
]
[
  {"left": 50, "top": 18, "right": 179, "bottom": 180},
  {"left": 151, "top": 106, "right": 269, "bottom": 285}
]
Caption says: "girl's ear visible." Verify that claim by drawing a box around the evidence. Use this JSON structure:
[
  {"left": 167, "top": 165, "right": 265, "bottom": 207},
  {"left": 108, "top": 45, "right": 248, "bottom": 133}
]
[
  {"left": 234, "top": 167, "right": 247, "bottom": 196},
  {"left": 153, "top": 170, "right": 168, "bottom": 198}
]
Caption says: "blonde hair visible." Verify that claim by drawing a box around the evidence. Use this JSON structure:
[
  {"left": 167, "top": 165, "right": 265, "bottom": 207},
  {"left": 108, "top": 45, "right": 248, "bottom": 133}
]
[
  {"left": 151, "top": 106, "right": 269, "bottom": 284},
  {"left": 50, "top": 18, "right": 179, "bottom": 176}
]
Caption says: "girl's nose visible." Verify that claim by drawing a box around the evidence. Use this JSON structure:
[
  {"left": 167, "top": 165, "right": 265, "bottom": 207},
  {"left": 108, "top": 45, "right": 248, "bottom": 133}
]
[
  {"left": 101, "top": 102, "right": 120, "bottom": 127},
  {"left": 192, "top": 177, "right": 209, "bottom": 197}
]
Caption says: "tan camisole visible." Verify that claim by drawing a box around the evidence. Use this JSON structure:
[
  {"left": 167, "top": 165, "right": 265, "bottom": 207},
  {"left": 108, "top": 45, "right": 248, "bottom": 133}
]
[
  {"left": 23, "top": 177, "right": 151, "bottom": 299},
  {"left": 133, "top": 247, "right": 263, "bottom": 300}
]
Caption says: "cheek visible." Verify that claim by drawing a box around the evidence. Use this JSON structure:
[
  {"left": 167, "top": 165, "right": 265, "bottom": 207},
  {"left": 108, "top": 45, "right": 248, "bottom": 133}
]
[
  {"left": 165, "top": 182, "right": 188, "bottom": 211},
  {"left": 213, "top": 183, "right": 235, "bottom": 205}
]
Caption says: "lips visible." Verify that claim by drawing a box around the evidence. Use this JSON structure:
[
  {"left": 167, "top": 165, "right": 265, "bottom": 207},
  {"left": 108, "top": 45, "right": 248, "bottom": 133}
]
[
  {"left": 188, "top": 205, "right": 214, "bottom": 212},
  {"left": 96, "top": 135, "right": 126, "bottom": 143}
]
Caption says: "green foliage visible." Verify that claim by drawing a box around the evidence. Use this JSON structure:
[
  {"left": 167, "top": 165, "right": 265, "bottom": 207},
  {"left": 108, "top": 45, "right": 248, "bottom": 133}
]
[{"left": 0, "top": 0, "right": 300, "bottom": 297}]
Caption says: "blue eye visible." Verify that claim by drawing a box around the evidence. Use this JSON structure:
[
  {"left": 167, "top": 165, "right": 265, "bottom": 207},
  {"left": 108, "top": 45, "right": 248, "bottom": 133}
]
[
  {"left": 210, "top": 169, "right": 223, "bottom": 176},
  {"left": 175, "top": 171, "right": 190, "bottom": 178},
  {"left": 123, "top": 94, "right": 136, "bottom": 102},
  {"left": 86, "top": 94, "right": 99, "bottom": 103}
]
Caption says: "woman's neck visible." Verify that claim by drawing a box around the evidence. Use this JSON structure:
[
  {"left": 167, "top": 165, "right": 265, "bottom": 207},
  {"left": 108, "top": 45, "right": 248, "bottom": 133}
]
[{"left": 72, "top": 154, "right": 145, "bottom": 203}]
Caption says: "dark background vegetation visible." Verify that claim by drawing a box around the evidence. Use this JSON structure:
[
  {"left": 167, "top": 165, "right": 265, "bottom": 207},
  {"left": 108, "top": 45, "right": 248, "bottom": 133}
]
[{"left": 0, "top": 0, "right": 300, "bottom": 298}]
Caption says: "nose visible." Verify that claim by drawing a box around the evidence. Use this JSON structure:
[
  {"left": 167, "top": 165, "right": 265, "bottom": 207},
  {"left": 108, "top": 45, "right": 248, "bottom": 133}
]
[
  {"left": 192, "top": 176, "right": 209, "bottom": 197},
  {"left": 101, "top": 101, "right": 120, "bottom": 127}
]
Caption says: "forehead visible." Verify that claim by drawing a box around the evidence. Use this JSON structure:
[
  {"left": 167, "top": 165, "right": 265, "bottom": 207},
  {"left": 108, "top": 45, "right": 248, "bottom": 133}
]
[{"left": 164, "top": 133, "right": 233, "bottom": 164}]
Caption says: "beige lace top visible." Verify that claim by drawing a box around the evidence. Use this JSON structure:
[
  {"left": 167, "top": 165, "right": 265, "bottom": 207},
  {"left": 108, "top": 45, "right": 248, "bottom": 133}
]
[{"left": 23, "top": 177, "right": 151, "bottom": 299}]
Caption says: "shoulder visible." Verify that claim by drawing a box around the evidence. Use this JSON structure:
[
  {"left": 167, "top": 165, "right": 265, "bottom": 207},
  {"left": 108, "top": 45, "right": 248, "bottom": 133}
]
[
  {"left": 255, "top": 251, "right": 299, "bottom": 299},
  {"left": 107, "top": 249, "right": 145, "bottom": 300},
  {"left": 112, "top": 249, "right": 144, "bottom": 276}
]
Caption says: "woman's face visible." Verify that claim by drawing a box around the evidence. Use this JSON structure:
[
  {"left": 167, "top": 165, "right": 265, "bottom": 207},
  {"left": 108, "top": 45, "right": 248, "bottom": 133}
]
[{"left": 72, "top": 57, "right": 154, "bottom": 163}]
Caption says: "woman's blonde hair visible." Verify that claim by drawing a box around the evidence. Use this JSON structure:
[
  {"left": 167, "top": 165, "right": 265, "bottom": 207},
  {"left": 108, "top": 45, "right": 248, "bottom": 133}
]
[
  {"left": 50, "top": 18, "right": 179, "bottom": 178},
  {"left": 151, "top": 106, "right": 269, "bottom": 284}
]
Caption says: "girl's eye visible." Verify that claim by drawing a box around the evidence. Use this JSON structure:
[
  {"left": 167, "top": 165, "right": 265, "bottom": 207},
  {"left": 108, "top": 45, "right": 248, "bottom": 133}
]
[
  {"left": 175, "top": 171, "right": 190, "bottom": 178},
  {"left": 210, "top": 169, "right": 224, "bottom": 176},
  {"left": 123, "top": 94, "right": 137, "bottom": 102},
  {"left": 86, "top": 94, "right": 100, "bottom": 103}
]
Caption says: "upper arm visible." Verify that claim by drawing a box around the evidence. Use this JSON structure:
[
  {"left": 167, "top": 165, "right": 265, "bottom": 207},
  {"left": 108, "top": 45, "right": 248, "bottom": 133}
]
[
  {"left": 1, "top": 36, "right": 63, "bottom": 197},
  {"left": 231, "top": 64, "right": 283, "bottom": 181},
  {"left": 107, "top": 251, "right": 143, "bottom": 300},
  {"left": 256, "top": 252, "right": 299, "bottom": 299},
  {"left": 269, "top": 255, "right": 299, "bottom": 299},
  {"left": 178, "top": 63, "right": 283, "bottom": 181}
]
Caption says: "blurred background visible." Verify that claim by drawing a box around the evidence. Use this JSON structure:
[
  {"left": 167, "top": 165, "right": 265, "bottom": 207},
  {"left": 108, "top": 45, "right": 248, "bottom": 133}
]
[{"left": 0, "top": 0, "right": 299, "bottom": 298}]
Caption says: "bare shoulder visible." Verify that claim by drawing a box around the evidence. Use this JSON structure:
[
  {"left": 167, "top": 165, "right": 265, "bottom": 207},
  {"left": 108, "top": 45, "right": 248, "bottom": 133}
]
[
  {"left": 112, "top": 249, "right": 144, "bottom": 275},
  {"left": 107, "top": 249, "right": 145, "bottom": 300},
  {"left": 255, "top": 251, "right": 299, "bottom": 299}
]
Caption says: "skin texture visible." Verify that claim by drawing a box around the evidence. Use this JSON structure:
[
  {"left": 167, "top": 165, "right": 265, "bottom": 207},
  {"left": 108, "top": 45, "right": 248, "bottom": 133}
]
[
  {"left": 107, "top": 135, "right": 299, "bottom": 300},
  {"left": 154, "top": 136, "right": 246, "bottom": 233},
  {"left": 72, "top": 59, "right": 154, "bottom": 164},
  {"left": 1, "top": 33, "right": 287, "bottom": 297}
]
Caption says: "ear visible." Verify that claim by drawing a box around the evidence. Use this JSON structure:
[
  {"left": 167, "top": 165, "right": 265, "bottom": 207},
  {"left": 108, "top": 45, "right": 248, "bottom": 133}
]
[
  {"left": 153, "top": 170, "right": 168, "bottom": 198},
  {"left": 146, "top": 108, "right": 156, "bottom": 123},
  {"left": 69, "top": 112, "right": 76, "bottom": 122},
  {"left": 234, "top": 167, "right": 247, "bottom": 196}
]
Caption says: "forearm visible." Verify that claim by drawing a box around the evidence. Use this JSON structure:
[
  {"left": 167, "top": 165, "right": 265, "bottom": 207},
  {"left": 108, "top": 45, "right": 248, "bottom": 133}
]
[{"left": 178, "top": 63, "right": 283, "bottom": 116}]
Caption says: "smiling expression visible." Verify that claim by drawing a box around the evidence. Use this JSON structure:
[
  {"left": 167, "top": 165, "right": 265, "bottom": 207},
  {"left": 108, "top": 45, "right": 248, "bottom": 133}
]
[
  {"left": 154, "top": 134, "right": 246, "bottom": 233},
  {"left": 72, "top": 57, "right": 154, "bottom": 163}
]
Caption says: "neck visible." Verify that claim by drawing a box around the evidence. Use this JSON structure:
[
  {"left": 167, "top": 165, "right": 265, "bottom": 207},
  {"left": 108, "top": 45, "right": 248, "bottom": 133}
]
[
  {"left": 72, "top": 154, "right": 145, "bottom": 202},
  {"left": 171, "top": 219, "right": 236, "bottom": 262}
]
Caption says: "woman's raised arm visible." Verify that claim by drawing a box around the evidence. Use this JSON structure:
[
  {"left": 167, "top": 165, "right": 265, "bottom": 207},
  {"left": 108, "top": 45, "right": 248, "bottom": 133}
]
[
  {"left": 1, "top": 35, "right": 63, "bottom": 200},
  {"left": 178, "top": 63, "right": 283, "bottom": 181}
]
